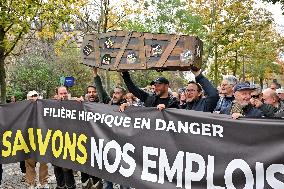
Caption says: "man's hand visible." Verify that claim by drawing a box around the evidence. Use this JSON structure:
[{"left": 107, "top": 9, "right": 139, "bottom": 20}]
[
  {"left": 93, "top": 67, "right": 98, "bottom": 77},
  {"left": 157, "top": 104, "right": 166, "bottom": 111},
  {"left": 191, "top": 67, "right": 202, "bottom": 77},
  {"left": 119, "top": 103, "right": 129, "bottom": 112},
  {"left": 232, "top": 113, "right": 242, "bottom": 119},
  {"left": 250, "top": 98, "right": 263, "bottom": 108},
  {"left": 74, "top": 96, "right": 84, "bottom": 103}
]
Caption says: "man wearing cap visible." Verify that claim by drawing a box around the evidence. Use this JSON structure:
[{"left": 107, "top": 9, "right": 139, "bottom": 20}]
[
  {"left": 183, "top": 69, "right": 219, "bottom": 112},
  {"left": 276, "top": 88, "right": 284, "bottom": 103},
  {"left": 223, "top": 83, "right": 263, "bottom": 119},
  {"left": 25, "top": 91, "right": 49, "bottom": 189},
  {"left": 121, "top": 71, "right": 178, "bottom": 111}
]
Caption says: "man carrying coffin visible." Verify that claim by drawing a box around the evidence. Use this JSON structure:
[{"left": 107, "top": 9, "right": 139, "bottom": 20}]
[
  {"left": 120, "top": 71, "right": 179, "bottom": 111},
  {"left": 182, "top": 69, "right": 219, "bottom": 112}
]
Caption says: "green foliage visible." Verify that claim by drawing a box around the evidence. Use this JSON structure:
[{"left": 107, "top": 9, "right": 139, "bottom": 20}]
[
  {"left": 10, "top": 54, "right": 59, "bottom": 99},
  {"left": 0, "top": 0, "right": 86, "bottom": 103},
  {"left": 9, "top": 47, "right": 92, "bottom": 99},
  {"left": 54, "top": 48, "right": 93, "bottom": 97}
]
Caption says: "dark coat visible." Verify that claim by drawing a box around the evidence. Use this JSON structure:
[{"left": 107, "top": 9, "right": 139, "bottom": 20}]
[
  {"left": 122, "top": 72, "right": 179, "bottom": 108},
  {"left": 185, "top": 74, "right": 219, "bottom": 112}
]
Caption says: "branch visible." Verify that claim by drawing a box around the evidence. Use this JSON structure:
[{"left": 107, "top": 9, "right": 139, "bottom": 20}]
[
  {"left": 4, "top": 30, "right": 24, "bottom": 57},
  {"left": 4, "top": 23, "right": 13, "bottom": 33}
]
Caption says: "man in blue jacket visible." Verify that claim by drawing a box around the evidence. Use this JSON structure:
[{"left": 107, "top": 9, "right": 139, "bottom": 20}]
[{"left": 214, "top": 75, "right": 238, "bottom": 113}]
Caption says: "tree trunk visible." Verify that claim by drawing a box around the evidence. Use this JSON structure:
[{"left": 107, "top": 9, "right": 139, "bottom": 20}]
[
  {"left": 213, "top": 43, "right": 218, "bottom": 86},
  {"left": 260, "top": 77, "right": 264, "bottom": 89},
  {"left": 242, "top": 56, "right": 245, "bottom": 82},
  {"left": 233, "top": 50, "right": 238, "bottom": 76},
  {"left": 0, "top": 26, "right": 6, "bottom": 104}
]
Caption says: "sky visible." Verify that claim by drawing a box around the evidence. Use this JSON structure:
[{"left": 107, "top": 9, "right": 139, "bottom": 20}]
[{"left": 254, "top": 0, "right": 284, "bottom": 34}]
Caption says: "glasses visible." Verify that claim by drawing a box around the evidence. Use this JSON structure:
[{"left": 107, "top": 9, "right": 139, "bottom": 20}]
[
  {"left": 251, "top": 94, "right": 260, "bottom": 99},
  {"left": 31, "top": 94, "right": 38, "bottom": 97}
]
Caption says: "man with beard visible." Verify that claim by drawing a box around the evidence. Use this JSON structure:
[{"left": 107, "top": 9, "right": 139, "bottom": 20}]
[
  {"left": 120, "top": 71, "right": 178, "bottom": 111},
  {"left": 53, "top": 86, "right": 76, "bottom": 189},
  {"left": 183, "top": 69, "right": 219, "bottom": 112},
  {"left": 223, "top": 83, "right": 262, "bottom": 119},
  {"left": 76, "top": 69, "right": 105, "bottom": 189},
  {"left": 110, "top": 86, "right": 126, "bottom": 105},
  {"left": 92, "top": 68, "right": 129, "bottom": 189}
]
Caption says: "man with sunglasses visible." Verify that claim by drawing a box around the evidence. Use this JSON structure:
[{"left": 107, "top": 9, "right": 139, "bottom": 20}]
[
  {"left": 183, "top": 69, "right": 219, "bottom": 112},
  {"left": 251, "top": 88, "right": 284, "bottom": 118}
]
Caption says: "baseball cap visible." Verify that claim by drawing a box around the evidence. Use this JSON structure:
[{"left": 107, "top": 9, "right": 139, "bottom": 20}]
[
  {"left": 234, "top": 83, "right": 256, "bottom": 93},
  {"left": 27, "top": 90, "right": 38, "bottom": 98},
  {"left": 276, "top": 88, "right": 284, "bottom": 94},
  {"left": 150, "top": 77, "right": 169, "bottom": 85}
]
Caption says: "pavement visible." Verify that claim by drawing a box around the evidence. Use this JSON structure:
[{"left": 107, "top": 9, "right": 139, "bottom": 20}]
[
  {"left": 0, "top": 163, "right": 91, "bottom": 189},
  {"left": 0, "top": 163, "right": 132, "bottom": 189}
]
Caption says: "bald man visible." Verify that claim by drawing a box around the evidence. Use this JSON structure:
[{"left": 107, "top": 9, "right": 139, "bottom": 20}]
[{"left": 251, "top": 88, "right": 284, "bottom": 118}]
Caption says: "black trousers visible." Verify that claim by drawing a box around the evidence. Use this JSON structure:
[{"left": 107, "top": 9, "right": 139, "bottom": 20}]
[
  {"left": 0, "top": 164, "right": 2, "bottom": 185},
  {"left": 54, "top": 166, "right": 75, "bottom": 189},
  {"left": 20, "top": 161, "right": 26, "bottom": 173},
  {"left": 81, "top": 172, "right": 100, "bottom": 184}
]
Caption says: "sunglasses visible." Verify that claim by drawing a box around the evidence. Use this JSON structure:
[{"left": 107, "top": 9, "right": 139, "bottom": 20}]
[{"left": 251, "top": 94, "right": 260, "bottom": 99}]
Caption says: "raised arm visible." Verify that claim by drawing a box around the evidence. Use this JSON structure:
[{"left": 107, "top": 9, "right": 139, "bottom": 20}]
[
  {"left": 93, "top": 68, "right": 111, "bottom": 104},
  {"left": 121, "top": 71, "right": 149, "bottom": 102}
]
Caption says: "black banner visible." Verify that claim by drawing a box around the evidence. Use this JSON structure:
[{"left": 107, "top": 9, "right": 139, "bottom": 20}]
[{"left": 0, "top": 100, "right": 284, "bottom": 189}]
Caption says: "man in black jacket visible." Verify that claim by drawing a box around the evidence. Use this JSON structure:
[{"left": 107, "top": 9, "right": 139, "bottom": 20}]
[
  {"left": 183, "top": 69, "right": 219, "bottom": 112},
  {"left": 121, "top": 71, "right": 179, "bottom": 110},
  {"left": 53, "top": 86, "right": 76, "bottom": 189}
]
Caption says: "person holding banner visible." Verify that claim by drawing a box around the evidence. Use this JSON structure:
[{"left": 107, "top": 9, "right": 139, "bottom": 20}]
[
  {"left": 214, "top": 75, "right": 237, "bottom": 114},
  {"left": 92, "top": 68, "right": 130, "bottom": 189},
  {"left": 223, "top": 83, "right": 263, "bottom": 119},
  {"left": 183, "top": 69, "right": 219, "bottom": 112},
  {"left": 25, "top": 90, "right": 49, "bottom": 189},
  {"left": 251, "top": 88, "right": 284, "bottom": 118},
  {"left": 79, "top": 77, "right": 103, "bottom": 189},
  {"left": 53, "top": 86, "right": 76, "bottom": 189},
  {"left": 121, "top": 71, "right": 179, "bottom": 111}
]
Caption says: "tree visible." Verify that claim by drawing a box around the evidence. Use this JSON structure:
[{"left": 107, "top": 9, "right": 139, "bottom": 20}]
[
  {"left": 10, "top": 47, "right": 92, "bottom": 99},
  {"left": 10, "top": 54, "right": 59, "bottom": 98},
  {"left": 53, "top": 47, "right": 93, "bottom": 97},
  {"left": 185, "top": 0, "right": 283, "bottom": 86},
  {"left": 0, "top": 0, "right": 86, "bottom": 103}
]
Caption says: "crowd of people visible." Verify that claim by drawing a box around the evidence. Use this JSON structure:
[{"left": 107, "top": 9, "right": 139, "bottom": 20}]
[{"left": 0, "top": 67, "right": 283, "bottom": 189}]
